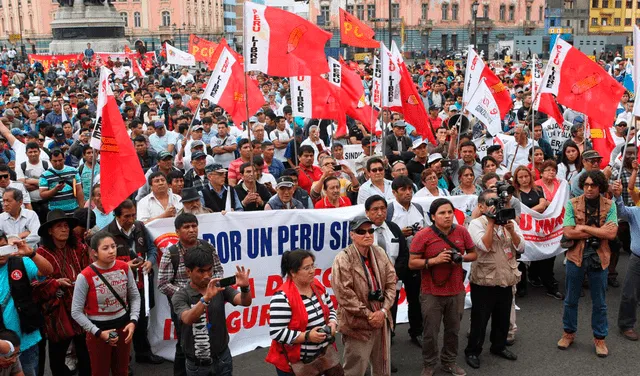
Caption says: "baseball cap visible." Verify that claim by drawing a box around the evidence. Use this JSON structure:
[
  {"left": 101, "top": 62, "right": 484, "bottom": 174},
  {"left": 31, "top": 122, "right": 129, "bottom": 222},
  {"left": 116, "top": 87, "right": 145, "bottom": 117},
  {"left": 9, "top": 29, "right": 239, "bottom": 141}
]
[
  {"left": 192, "top": 124, "right": 203, "bottom": 131},
  {"left": 11, "top": 128, "right": 24, "bottom": 136},
  {"left": 26, "top": 131, "right": 39, "bottom": 139},
  {"left": 349, "top": 216, "right": 374, "bottom": 231},
  {"left": 429, "top": 105, "right": 440, "bottom": 111},
  {"left": 276, "top": 176, "right": 295, "bottom": 189},
  {"left": 190, "top": 140, "right": 205, "bottom": 149},
  {"left": 158, "top": 151, "right": 173, "bottom": 160},
  {"left": 153, "top": 121, "right": 165, "bottom": 129},
  {"left": 428, "top": 153, "right": 443, "bottom": 165},
  {"left": 412, "top": 138, "right": 428, "bottom": 149},
  {"left": 124, "top": 95, "right": 133, "bottom": 102},
  {"left": 392, "top": 120, "right": 406, "bottom": 128},
  {"left": 249, "top": 116, "right": 258, "bottom": 123},
  {"left": 449, "top": 105, "right": 459, "bottom": 112},
  {"left": 191, "top": 151, "right": 207, "bottom": 161},
  {"left": 362, "top": 136, "right": 377, "bottom": 147},
  {"left": 573, "top": 116, "right": 584, "bottom": 125},
  {"left": 205, "top": 163, "right": 227, "bottom": 173},
  {"left": 615, "top": 118, "right": 628, "bottom": 126},
  {"left": 53, "top": 128, "right": 65, "bottom": 138}
]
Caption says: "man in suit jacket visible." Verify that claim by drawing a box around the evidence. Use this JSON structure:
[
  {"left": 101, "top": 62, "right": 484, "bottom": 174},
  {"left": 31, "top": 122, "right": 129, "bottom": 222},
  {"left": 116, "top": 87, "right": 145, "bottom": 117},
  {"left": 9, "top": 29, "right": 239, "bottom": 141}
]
[{"left": 384, "top": 121, "right": 415, "bottom": 165}]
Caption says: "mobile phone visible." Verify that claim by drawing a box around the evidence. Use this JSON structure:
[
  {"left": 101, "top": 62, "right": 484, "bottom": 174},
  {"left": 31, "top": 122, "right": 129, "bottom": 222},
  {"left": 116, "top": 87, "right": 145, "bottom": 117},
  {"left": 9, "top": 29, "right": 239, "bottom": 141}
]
[
  {"left": 333, "top": 164, "right": 342, "bottom": 171},
  {"left": 440, "top": 159, "right": 452, "bottom": 168},
  {"left": 0, "top": 244, "right": 17, "bottom": 257},
  {"left": 218, "top": 276, "right": 237, "bottom": 288}
]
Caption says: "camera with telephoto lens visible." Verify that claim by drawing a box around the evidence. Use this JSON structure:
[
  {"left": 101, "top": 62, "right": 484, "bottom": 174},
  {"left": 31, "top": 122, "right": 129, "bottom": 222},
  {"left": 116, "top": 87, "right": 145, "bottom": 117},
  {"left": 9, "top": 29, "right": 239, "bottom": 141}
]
[
  {"left": 368, "top": 289, "right": 384, "bottom": 302},
  {"left": 485, "top": 181, "right": 516, "bottom": 225},
  {"left": 449, "top": 249, "right": 464, "bottom": 264}
]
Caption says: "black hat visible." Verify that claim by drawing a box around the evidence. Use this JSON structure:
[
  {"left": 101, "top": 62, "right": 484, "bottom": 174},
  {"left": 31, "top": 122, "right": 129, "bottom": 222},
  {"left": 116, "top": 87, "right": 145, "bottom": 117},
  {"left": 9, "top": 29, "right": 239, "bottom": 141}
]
[
  {"left": 180, "top": 187, "right": 201, "bottom": 203},
  {"left": 349, "top": 216, "right": 374, "bottom": 231},
  {"left": 38, "top": 209, "right": 79, "bottom": 237}
]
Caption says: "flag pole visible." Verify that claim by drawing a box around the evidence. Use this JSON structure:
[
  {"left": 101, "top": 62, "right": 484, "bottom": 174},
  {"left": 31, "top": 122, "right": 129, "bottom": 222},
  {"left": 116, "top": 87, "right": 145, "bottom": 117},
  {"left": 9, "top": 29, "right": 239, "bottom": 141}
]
[
  {"left": 369, "top": 53, "right": 379, "bottom": 157},
  {"left": 241, "top": 7, "right": 255, "bottom": 172},
  {"left": 617, "top": 118, "right": 634, "bottom": 181},
  {"left": 86, "top": 141, "right": 99, "bottom": 231}
]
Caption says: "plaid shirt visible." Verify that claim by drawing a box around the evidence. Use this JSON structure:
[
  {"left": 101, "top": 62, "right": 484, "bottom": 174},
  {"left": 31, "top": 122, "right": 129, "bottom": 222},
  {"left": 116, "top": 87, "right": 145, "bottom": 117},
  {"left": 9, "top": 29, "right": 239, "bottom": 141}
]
[
  {"left": 610, "top": 167, "right": 640, "bottom": 207},
  {"left": 157, "top": 240, "right": 223, "bottom": 298}
]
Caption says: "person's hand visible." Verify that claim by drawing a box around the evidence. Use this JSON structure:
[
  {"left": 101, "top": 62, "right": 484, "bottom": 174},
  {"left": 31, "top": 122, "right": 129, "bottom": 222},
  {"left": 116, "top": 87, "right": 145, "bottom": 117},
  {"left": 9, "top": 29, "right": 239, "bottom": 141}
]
[
  {"left": 164, "top": 205, "right": 176, "bottom": 217},
  {"left": 502, "top": 221, "right": 516, "bottom": 234},
  {"left": 10, "top": 239, "right": 32, "bottom": 257},
  {"left": 307, "top": 327, "right": 327, "bottom": 344},
  {"left": 123, "top": 322, "right": 135, "bottom": 344},
  {"left": 55, "top": 182, "right": 65, "bottom": 191},
  {"left": 99, "top": 329, "right": 118, "bottom": 347},
  {"left": 632, "top": 159, "right": 639, "bottom": 171},
  {"left": 433, "top": 250, "right": 452, "bottom": 265},
  {"left": 141, "top": 261, "right": 153, "bottom": 274},
  {"left": 56, "top": 278, "right": 73, "bottom": 288},
  {"left": 128, "top": 258, "right": 143, "bottom": 269},
  {"left": 341, "top": 164, "right": 354, "bottom": 177},
  {"left": 328, "top": 321, "right": 338, "bottom": 336},
  {"left": 235, "top": 265, "right": 251, "bottom": 288},
  {"left": 203, "top": 278, "right": 225, "bottom": 301},
  {"left": 612, "top": 180, "right": 623, "bottom": 198},
  {"left": 401, "top": 227, "right": 414, "bottom": 237},
  {"left": 484, "top": 206, "right": 497, "bottom": 223},
  {"left": 368, "top": 311, "right": 385, "bottom": 328}
]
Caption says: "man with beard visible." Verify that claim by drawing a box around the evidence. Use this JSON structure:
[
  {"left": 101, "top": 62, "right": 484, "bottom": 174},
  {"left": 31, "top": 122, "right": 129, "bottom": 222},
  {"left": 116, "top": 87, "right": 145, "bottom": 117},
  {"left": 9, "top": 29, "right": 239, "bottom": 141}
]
[{"left": 177, "top": 187, "right": 212, "bottom": 215}]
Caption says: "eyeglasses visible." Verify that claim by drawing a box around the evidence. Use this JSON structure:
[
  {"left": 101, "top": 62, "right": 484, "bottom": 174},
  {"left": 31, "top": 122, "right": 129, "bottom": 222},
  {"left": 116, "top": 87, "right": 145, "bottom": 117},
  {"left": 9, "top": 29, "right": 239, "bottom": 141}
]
[
  {"left": 300, "top": 264, "right": 316, "bottom": 271},
  {"left": 583, "top": 183, "right": 598, "bottom": 189},
  {"left": 354, "top": 228, "right": 376, "bottom": 235},
  {"left": 369, "top": 167, "right": 385, "bottom": 173},
  {"left": 0, "top": 175, "right": 10, "bottom": 180}
]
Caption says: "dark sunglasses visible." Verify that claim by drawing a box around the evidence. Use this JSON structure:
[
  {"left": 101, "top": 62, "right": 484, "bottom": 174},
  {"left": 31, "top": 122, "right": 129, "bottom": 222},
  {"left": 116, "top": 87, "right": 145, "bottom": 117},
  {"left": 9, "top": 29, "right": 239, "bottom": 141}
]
[
  {"left": 369, "top": 167, "right": 385, "bottom": 173},
  {"left": 0, "top": 175, "right": 10, "bottom": 180},
  {"left": 354, "top": 228, "right": 375, "bottom": 235}
]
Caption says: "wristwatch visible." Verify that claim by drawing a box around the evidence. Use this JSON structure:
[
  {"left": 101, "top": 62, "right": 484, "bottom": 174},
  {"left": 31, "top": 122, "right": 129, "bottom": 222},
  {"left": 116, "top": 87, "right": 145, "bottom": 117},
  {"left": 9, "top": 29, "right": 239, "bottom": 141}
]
[
  {"left": 424, "top": 259, "right": 430, "bottom": 270},
  {"left": 199, "top": 297, "right": 209, "bottom": 306},
  {"left": 28, "top": 250, "right": 37, "bottom": 259}
]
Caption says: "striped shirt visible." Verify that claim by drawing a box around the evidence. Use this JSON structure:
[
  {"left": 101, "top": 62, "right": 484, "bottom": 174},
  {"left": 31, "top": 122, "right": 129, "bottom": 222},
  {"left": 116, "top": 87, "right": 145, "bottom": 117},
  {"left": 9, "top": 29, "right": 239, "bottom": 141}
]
[
  {"left": 269, "top": 290, "right": 337, "bottom": 360},
  {"left": 39, "top": 166, "right": 80, "bottom": 215}
]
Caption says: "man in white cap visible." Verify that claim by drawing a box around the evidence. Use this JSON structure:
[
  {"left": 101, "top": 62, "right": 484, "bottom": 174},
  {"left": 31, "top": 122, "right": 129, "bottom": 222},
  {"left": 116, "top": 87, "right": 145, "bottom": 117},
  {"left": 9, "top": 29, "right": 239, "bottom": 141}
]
[{"left": 407, "top": 138, "right": 429, "bottom": 188}]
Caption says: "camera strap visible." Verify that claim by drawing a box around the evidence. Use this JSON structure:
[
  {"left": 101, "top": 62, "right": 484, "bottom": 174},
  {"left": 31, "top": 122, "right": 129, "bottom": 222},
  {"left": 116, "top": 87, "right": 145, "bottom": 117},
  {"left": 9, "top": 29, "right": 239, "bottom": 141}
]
[
  {"left": 429, "top": 225, "right": 461, "bottom": 287},
  {"left": 89, "top": 264, "right": 130, "bottom": 314}
]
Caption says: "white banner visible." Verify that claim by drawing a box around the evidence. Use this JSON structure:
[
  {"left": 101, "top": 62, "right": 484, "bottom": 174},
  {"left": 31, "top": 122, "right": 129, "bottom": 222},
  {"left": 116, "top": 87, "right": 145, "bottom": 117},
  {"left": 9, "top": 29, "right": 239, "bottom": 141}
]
[
  {"left": 340, "top": 144, "right": 382, "bottom": 172},
  {"left": 542, "top": 118, "right": 571, "bottom": 156},
  {"left": 166, "top": 44, "right": 196, "bottom": 66},
  {"left": 202, "top": 47, "right": 236, "bottom": 104},
  {"left": 467, "top": 79, "right": 502, "bottom": 136},
  {"left": 371, "top": 56, "right": 382, "bottom": 108},
  {"left": 145, "top": 193, "right": 566, "bottom": 360},
  {"left": 463, "top": 46, "right": 486, "bottom": 106},
  {"left": 380, "top": 42, "right": 402, "bottom": 107},
  {"left": 289, "top": 76, "right": 313, "bottom": 118}
]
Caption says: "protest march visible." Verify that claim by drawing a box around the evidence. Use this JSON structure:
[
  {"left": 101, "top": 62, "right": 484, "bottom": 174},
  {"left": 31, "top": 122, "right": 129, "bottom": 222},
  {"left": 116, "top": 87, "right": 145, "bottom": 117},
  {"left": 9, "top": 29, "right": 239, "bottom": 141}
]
[{"left": 1, "top": 1, "right": 640, "bottom": 376}]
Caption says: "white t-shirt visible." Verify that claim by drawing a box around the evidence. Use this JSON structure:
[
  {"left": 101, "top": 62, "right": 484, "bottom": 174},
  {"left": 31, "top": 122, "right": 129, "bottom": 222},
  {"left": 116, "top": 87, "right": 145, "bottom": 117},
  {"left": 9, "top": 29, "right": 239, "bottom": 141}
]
[
  {"left": 210, "top": 135, "right": 237, "bottom": 168},
  {"left": 269, "top": 127, "right": 293, "bottom": 162},
  {"left": 15, "top": 159, "right": 47, "bottom": 202}
]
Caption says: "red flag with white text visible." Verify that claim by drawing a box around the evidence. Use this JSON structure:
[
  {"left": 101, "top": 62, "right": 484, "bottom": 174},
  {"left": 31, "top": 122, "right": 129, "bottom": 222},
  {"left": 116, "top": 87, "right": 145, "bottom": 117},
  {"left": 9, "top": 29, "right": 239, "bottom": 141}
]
[
  {"left": 289, "top": 74, "right": 343, "bottom": 123},
  {"left": 339, "top": 8, "right": 379, "bottom": 48},
  {"left": 243, "top": 2, "right": 332, "bottom": 76}
]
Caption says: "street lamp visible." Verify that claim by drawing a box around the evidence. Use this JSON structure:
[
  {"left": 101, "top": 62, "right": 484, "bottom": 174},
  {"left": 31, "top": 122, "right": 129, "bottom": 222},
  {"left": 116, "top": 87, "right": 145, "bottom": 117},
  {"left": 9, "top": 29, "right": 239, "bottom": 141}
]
[
  {"left": 472, "top": 0, "right": 479, "bottom": 50},
  {"left": 172, "top": 22, "right": 186, "bottom": 49}
]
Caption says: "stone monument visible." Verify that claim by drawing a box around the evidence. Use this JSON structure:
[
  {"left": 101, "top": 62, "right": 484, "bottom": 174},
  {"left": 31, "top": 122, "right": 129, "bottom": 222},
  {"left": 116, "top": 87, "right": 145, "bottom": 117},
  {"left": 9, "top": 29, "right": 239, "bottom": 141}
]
[{"left": 49, "top": 0, "right": 130, "bottom": 54}]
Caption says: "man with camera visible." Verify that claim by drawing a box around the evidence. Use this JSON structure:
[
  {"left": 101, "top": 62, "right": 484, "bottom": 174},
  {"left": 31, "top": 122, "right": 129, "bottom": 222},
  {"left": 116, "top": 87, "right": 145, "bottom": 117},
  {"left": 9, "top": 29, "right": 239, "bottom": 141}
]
[
  {"left": 558, "top": 171, "right": 617, "bottom": 357},
  {"left": 409, "top": 198, "right": 476, "bottom": 376},
  {"left": 465, "top": 189, "right": 523, "bottom": 369}
]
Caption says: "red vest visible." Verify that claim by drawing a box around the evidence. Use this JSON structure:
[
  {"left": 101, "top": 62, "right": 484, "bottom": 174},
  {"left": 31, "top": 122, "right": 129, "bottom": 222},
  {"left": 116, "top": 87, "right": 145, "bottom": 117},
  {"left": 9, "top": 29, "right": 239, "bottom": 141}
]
[
  {"left": 265, "top": 278, "right": 329, "bottom": 373},
  {"left": 80, "top": 260, "right": 131, "bottom": 319}
]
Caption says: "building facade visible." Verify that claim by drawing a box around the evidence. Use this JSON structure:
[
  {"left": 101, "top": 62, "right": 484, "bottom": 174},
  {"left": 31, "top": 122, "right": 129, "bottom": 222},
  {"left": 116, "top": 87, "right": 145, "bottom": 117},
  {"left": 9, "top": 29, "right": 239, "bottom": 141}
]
[
  {"left": 1, "top": 0, "right": 226, "bottom": 53},
  {"left": 589, "top": 0, "right": 640, "bottom": 36},
  {"left": 562, "top": 0, "right": 590, "bottom": 35},
  {"left": 308, "top": 0, "right": 546, "bottom": 57}
]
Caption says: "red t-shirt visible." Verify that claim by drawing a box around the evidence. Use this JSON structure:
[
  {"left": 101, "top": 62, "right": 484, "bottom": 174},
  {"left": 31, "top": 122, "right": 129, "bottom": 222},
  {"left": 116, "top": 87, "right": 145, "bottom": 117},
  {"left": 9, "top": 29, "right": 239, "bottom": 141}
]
[
  {"left": 410, "top": 225, "right": 474, "bottom": 296},
  {"left": 297, "top": 165, "right": 323, "bottom": 193},
  {"left": 314, "top": 196, "right": 352, "bottom": 209}
]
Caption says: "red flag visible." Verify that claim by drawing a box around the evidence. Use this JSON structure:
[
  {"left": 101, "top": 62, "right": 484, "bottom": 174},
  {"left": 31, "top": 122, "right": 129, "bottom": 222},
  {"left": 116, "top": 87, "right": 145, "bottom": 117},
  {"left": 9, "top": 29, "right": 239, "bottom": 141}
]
[
  {"left": 207, "top": 38, "right": 243, "bottom": 70},
  {"left": 290, "top": 75, "right": 343, "bottom": 123},
  {"left": 590, "top": 118, "right": 617, "bottom": 169},
  {"left": 540, "top": 38, "right": 625, "bottom": 129},
  {"left": 391, "top": 62, "right": 436, "bottom": 145},
  {"left": 339, "top": 8, "right": 379, "bottom": 48},
  {"left": 536, "top": 93, "right": 564, "bottom": 126},
  {"left": 203, "top": 44, "right": 264, "bottom": 125},
  {"left": 188, "top": 34, "right": 219, "bottom": 63},
  {"left": 339, "top": 61, "right": 379, "bottom": 135},
  {"left": 244, "top": 2, "right": 331, "bottom": 76},
  {"left": 480, "top": 66, "right": 513, "bottom": 119},
  {"left": 100, "top": 95, "right": 146, "bottom": 212}
]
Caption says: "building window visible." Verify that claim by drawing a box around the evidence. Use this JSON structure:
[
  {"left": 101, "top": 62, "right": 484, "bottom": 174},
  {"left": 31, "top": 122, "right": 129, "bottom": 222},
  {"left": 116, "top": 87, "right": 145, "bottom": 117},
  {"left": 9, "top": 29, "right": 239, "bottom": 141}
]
[
  {"left": 482, "top": 4, "right": 489, "bottom": 18},
  {"left": 451, "top": 34, "right": 457, "bottom": 49},
  {"left": 550, "top": 19, "right": 556, "bottom": 26},
  {"left": 451, "top": 3, "right": 458, "bottom": 20},
  {"left": 499, "top": 5, "right": 505, "bottom": 21},
  {"left": 134, "top": 12, "right": 141, "bottom": 28},
  {"left": 391, "top": 4, "right": 399, "bottom": 19},
  {"left": 592, "top": 17, "right": 597, "bottom": 25},
  {"left": 421, "top": 3, "right": 428, "bottom": 19},
  {"left": 626, "top": 18, "right": 632, "bottom": 25},
  {"left": 346, "top": 5, "right": 353, "bottom": 14},
  {"left": 509, "top": 5, "right": 515, "bottom": 21},
  {"left": 580, "top": 19, "right": 585, "bottom": 28},
  {"left": 601, "top": 17, "right": 607, "bottom": 25},
  {"left": 627, "top": 0, "right": 633, "bottom": 6},
  {"left": 539, "top": 6, "right": 543, "bottom": 20},
  {"left": 637, "top": 18, "right": 640, "bottom": 25},
  {"left": 442, "top": 3, "right": 448, "bottom": 20},
  {"left": 441, "top": 34, "right": 447, "bottom": 50},
  {"left": 161, "top": 11, "right": 171, "bottom": 26},
  {"left": 356, "top": 5, "right": 364, "bottom": 19},
  {"left": 615, "top": 0, "right": 622, "bottom": 7},
  {"left": 566, "top": 20, "right": 571, "bottom": 27},
  {"left": 614, "top": 17, "right": 621, "bottom": 25},
  {"left": 482, "top": 33, "right": 489, "bottom": 44},
  {"left": 321, "top": 5, "right": 330, "bottom": 24},
  {"left": 367, "top": 4, "right": 375, "bottom": 20},
  {"left": 602, "top": 0, "right": 609, "bottom": 6},
  {"left": 592, "top": 0, "right": 599, "bottom": 7},
  {"left": 120, "top": 12, "right": 128, "bottom": 27},
  {"left": 526, "top": 6, "right": 531, "bottom": 21}
]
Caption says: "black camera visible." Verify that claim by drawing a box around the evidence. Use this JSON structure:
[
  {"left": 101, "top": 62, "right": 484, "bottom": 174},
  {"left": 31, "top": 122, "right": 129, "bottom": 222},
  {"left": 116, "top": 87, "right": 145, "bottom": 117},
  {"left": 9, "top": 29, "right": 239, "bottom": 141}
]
[
  {"left": 585, "top": 237, "right": 601, "bottom": 252},
  {"left": 449, "top": 249, "right": 464, "bottom": 264},
  {"left": 320, "top": 325, "right": 335, "bottom": 343},
  {"left": 368, "top": 290, "right": 384, "bottom": 302},
  {"left": 485, "top": 181, "right": 516, "bottom": 225}
]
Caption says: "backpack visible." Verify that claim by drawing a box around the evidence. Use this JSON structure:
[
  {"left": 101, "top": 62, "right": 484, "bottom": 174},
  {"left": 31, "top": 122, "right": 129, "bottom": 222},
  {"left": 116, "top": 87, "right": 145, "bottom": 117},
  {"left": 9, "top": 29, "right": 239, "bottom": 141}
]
[
  {"left": 2, "top": 257, "right": 44, "bottom": 334},
  {"left": 386, "top": 202, "right": 424, "bottom": 223},
  {"left": 168, "top": 244, "right": 180, "bottom": 282},
  {"left": 20, "top": 160, "right": 48, "bottom": 176}
]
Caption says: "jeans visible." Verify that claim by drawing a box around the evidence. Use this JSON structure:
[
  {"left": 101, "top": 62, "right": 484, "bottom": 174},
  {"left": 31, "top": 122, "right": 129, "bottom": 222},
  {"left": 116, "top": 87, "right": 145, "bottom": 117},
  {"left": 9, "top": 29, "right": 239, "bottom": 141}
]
[
  {"left": 618, "top": 253, "right": 640, "bottom": 330},
  {"left": 185, "top": 347, "right": 232, "bottom": 376},
  {"left": 563, "top": 260, "right": 608, "bottom": 338},
  {"left": 19, "top": 344, "right": 39, "bottom": 376}
]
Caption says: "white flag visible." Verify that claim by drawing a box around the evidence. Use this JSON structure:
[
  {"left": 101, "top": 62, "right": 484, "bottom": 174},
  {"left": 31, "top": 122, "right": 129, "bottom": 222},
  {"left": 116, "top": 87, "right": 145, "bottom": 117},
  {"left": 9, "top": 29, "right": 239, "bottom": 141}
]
[
  {"left": 371, "top": 56, "right": 382, "bottom": 109},
  {"left": 467, "top": 79, "right": 502, "bottom": 136},
  {"left": 166, "top": 44, "right": 196, "bottom": 66},
  {"left": 289, "top": 76, "right": 313, "bottom": 118},
  {"left": 225, "top": 187, "right": 233, "bottom": 212},
  {"left": 633, "top": 25, "right": 640, "bottom": 116},
  {"left": 463, "top": 46, "right": 486, "bottom": 106},
  {"left": 380, "top": 41, "right": 402, "bottom": 107},
  {"left": 90, "top": 67, "right": 113, "bottom": 149},
  {"left": 327, "top": 57, "right": 342, "bottom": 88},
  {"left": 202, "top": 47, "right": 237, "bottom": 104}
]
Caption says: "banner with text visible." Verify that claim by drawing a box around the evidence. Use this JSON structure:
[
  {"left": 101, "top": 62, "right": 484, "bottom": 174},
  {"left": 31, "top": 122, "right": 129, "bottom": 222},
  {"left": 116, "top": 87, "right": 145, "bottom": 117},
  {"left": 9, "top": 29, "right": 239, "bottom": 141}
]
[{"left": 28, "top": 53, "right": 83, "bottom": 71}]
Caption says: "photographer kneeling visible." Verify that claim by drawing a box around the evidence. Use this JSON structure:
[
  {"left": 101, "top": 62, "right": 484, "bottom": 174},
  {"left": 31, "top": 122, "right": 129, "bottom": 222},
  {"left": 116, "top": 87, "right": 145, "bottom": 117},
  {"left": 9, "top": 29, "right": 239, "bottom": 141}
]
[
  {"left": 465, "top": 189, "right": 524, "bottom": 369},
  {"left": 557, "top": 170, "right": 617, "bottom": 358},
  {"left": 409, "top": 198, "right": 477, "bottom": 376}
]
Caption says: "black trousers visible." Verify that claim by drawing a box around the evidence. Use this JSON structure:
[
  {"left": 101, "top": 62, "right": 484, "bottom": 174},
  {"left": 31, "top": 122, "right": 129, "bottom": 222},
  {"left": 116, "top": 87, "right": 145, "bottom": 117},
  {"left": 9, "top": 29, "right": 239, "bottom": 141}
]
[
  {"left": 465, "top": 284, "right": 512, "bottom": 356},
  {"left": 530, "top": 256, "right": 558, "bottom": 293},
  {"left": 132, "top": 305, "right": 152, "bottom": 357},
  {"left": 47, "top": 334, "right": 91, "bottom": 376},
  {"left": 516, "top": 262, "right": 527, "bottom": 294},
  {"left": 168, "top": 299, "right": 186, "bottom": 376},
  {"left": 404, "top": 272, "right": 424, "bottom": 338}
]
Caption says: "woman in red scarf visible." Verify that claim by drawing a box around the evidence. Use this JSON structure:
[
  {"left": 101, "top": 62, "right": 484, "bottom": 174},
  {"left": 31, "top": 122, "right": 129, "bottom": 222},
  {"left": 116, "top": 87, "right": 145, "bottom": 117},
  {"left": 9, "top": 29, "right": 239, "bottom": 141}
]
[
  {"left": 265, "top": 250, "right": 342, "bottom": 376},
  {"left": 34, "top": 210, "right": 91, "bottom": 376}
]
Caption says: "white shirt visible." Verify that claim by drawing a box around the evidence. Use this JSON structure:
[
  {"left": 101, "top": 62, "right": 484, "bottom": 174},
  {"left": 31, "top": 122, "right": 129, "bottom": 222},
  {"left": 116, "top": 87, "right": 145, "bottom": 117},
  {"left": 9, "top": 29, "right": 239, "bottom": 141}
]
[
  {"left": 0, "top": 182, "right": 31, "bottom": 206},
  {"left": 15, "top": 159, "right": 47, "bottom": 202},
  {"left": 269, "top": 127, "right": 293, "bottom": 162},
  {"left": 357, "top": 179, "right": 394, "bottom": 205},
  {"left": 258, "top": 173, "right": 277, "bottom": 187},
  {"left": 503, "top": 139, "right": 533, "bottom": 172},
  {"left": 136, "top": 191, "right": 183, "bottom": 223},
  {"left": 390, "top": 201, "right": 426, "bottom": 246},
  {"left": 0, "top": 208, "right": 40, "bottom": 248},
  {"left": 373, "top": 221, "right": 398, "bottom": 264},
  {"left": 415, "top": 187, "right": 449, "bottom": 197},
  {"left": 210, "top": 134, "right": 237, "bottom": 168},
  {"left": 178, "top": 73, "right": 195, "bottom": 85}
]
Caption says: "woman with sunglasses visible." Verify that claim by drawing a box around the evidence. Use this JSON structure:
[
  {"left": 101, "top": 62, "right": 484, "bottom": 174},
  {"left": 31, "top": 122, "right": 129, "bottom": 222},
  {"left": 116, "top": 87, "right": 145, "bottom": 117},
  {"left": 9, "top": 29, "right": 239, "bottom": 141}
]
[
  {"left": 266, "top": 250, "right": 341, "bottom": 376},
  {"left": 416, "top": 168, "right": 450, "bottom": 197}
]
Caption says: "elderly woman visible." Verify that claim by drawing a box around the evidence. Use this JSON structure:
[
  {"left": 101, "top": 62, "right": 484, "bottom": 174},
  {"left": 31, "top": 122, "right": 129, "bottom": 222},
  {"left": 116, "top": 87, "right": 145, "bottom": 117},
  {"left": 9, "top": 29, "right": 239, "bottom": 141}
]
[
  {"left": 535, "top": 160, "right": 562, "bottom": 202},
  {"left": 416, "top": 168, "right": 450, "bottom": 197},
  {"left": 266, "top": 250, "right": 341, "bottom": 376},
  {"left": 34, "top": 210, "right": 91, "bottom": 376}
]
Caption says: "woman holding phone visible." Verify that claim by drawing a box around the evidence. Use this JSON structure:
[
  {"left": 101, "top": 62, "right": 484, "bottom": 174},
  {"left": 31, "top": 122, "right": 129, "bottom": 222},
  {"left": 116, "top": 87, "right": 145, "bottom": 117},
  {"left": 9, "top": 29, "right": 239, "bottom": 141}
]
[{"left": 70, "top": 232, "right": 141, "bottom": 376}]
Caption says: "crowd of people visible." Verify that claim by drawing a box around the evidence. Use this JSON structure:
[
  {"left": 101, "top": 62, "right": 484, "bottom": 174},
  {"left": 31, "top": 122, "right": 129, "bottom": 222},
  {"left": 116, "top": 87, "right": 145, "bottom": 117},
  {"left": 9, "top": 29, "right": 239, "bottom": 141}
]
[{"left": 0, "top": 43, "right": 635, "bottom": 376}]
